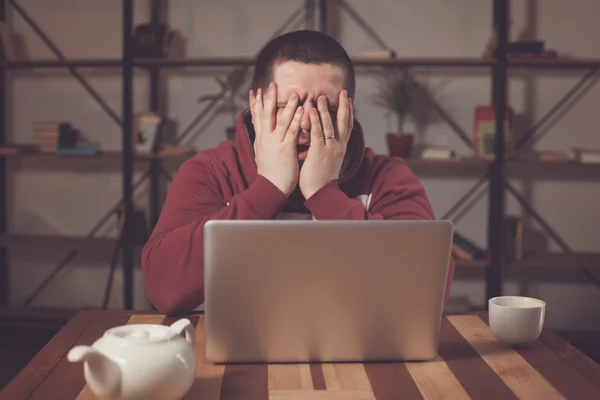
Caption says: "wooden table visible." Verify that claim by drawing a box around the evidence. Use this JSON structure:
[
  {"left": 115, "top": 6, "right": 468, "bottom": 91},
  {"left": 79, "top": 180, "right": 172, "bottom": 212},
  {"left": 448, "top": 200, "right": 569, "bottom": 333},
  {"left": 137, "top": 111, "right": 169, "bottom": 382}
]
[{"left": 2, "top": 310, "right": 600, "bottom": 400}]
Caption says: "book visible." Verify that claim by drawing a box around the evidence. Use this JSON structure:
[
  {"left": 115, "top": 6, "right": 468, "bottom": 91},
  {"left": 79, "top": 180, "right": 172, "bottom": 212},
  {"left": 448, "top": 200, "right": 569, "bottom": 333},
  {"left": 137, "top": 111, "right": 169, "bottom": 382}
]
[
  {"left": 56, "top": 144, "right": 99, "bottom": 157},
  {"left": 503, "top": 216, "right": 523, "bottom": 262},
  {"left": 573, "top": 148, "right": 600, "bottom": 164},
  {"left": 473, "top": 105, "right": 515, "bottom": 159},
  {"left": 421, "top": 147, "right": 455, "bottom": 160}
]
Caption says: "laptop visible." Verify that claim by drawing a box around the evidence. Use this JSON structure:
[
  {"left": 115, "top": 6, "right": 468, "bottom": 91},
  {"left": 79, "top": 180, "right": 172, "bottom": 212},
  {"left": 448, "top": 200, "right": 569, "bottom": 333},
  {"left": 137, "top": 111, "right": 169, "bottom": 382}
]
[{"left": 203, "top": 219, "right": 453, "bottom": 363}]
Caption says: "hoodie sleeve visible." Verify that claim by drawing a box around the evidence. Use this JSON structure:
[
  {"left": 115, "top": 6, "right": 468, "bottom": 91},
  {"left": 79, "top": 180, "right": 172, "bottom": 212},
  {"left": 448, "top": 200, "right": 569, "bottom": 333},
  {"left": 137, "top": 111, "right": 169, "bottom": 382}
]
[
  {"left": 304, "top": 157, "right": 455, "bottom": 303},
  {"left": 142, "top": 155, "right": 288, "bottom": 315},
  {"left": 304, "top": 158, "right": 434, "bottom": 221}
]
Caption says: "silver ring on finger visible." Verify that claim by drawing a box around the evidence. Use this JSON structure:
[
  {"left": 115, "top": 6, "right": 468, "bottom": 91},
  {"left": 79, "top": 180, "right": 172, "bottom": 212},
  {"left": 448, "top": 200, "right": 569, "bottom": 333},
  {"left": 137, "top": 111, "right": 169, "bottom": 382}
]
[{"left": 324, "top": 135, "right": 335, "bottom": 140}]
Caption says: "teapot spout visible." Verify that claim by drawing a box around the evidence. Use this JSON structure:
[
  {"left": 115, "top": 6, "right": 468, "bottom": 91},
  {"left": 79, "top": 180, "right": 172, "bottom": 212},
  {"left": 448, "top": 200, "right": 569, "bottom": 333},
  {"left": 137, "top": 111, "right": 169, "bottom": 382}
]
[{"left": 68, "top": 345, "right": 121, "bottom": 399}]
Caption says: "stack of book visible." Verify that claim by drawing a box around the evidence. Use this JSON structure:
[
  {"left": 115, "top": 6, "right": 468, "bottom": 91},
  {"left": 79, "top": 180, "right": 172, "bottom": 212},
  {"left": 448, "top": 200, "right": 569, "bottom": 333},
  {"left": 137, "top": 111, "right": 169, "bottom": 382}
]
[{"left": 32, "top": 121, "right": 78, "bottom": 153}]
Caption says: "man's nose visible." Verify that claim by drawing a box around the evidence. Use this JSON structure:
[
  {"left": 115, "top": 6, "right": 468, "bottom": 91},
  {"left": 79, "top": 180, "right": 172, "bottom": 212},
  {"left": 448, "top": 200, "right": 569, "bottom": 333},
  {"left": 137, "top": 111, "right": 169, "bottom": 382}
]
[{"left": 301, "top": 101, "right": 315, "bottom": 131}]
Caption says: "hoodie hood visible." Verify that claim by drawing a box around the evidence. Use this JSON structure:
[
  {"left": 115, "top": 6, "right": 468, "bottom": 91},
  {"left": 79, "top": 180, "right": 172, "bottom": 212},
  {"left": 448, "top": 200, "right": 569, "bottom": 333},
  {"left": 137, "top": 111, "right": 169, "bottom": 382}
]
[{"left": 234, "top": 108, "right": 366, "bottom": 187}]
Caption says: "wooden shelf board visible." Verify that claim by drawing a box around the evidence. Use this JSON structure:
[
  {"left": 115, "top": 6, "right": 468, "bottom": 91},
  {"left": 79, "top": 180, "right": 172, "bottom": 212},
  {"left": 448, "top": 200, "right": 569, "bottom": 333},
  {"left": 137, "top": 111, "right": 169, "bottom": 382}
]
[
  {"left": 405, "top": 157, "right": 600, "bottom": 170},
  {"left": 508, "top": 58, "right": 600, "bottom": 69},
  {"left": 0, "top": 150, "right": 194, "bottom": 160},
  {"left": 510, "top": 252, "right": 600, "bottom": 269},
  {"left": 454, "top": 252, "right": 600, "bottom": 269},
  {"left": 13, "top": 56, "right": 489, "bottom": 69},
  {"left": 404, "top": 157, "right": 489, "bottom": 167},
  {"left": 4, "top": 56, "right": 599, "bottom": 70},
  {"left": 456, "top": 258, "right": 489, "bottom": 268},
  {"left": 0, "top": 150, "right": 194, "bottom": 169},
  {"left": 3, "top": 56, "right": 599, "bottom": 72},
  {"left": 135, "top": 56, "right": 254, "bottom": 67},
  {"left": 3, "top": 151, "right": 598, "bottom": 174},
  {"left": 0, "top": 234, "right": 118, "bottom": 251},
  {"left": 507, "top": 159, "right": 600, "bottom": 169},
  {"left": 1, "top": 147, "right": 597, "bottom": 181},
  {"left": 2, "top": 58, "right": 123, "bottom": 68},
  {"left": 0, "top": 305, "right": 76, "bottom": 324},
  {"left": 352, "top": 57, "right": 494, "bottom": 67},
  {"left": 4, "top": 56, "right": 485, "bottom": 69},
  {"left": 0, "top": 56, "right": 498, "bottom": 69}
]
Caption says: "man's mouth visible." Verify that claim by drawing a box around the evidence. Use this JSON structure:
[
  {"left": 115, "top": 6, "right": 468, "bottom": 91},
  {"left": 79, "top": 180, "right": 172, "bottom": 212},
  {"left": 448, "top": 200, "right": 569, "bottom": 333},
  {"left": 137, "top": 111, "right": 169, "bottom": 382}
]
[{"left": 297, "top": 144, "right": 309, "bottom": 160}]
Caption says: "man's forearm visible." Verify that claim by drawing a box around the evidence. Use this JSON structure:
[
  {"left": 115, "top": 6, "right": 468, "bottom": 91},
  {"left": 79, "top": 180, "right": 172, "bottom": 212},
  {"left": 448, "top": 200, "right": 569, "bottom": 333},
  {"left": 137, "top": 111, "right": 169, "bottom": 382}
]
[
  {"left": 142, "top": 176, "right": 289, "bottom": 315},
  {"left": 304, "top": 181, "right": 384, "bottom": 220}
]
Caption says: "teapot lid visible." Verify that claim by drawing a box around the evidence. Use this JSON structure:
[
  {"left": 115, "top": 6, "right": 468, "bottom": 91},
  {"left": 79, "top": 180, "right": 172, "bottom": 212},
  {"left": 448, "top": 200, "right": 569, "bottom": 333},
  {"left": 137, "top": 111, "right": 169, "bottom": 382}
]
[{"left": 104, "top": 324, "right": 178, "bottom": 344}]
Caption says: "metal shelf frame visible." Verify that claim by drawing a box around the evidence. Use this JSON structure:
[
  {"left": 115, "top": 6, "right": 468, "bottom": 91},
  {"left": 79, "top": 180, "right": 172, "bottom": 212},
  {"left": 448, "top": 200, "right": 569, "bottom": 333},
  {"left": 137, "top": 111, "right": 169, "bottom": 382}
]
[
  {"left": 0, "top": 0, "right": 8, "bottom": 306},
  {"left": 0, "top": 0, "right": 598, "bottom": 311}
]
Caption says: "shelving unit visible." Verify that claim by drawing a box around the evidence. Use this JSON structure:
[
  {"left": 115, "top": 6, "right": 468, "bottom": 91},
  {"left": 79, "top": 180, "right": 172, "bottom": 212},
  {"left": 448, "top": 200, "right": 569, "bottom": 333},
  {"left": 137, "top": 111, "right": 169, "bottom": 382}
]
[
  {"left": 0, "top": 0, "right": 598, "bottom": 316},
  {"left": 4, "top": 56, "right": 600, "bottom": 69},
  {"left": 0, "top": 0, "right": 7, "bottom": 308},
  {"left": 0, "top": 234, "right": 119, "bottom": 251}
]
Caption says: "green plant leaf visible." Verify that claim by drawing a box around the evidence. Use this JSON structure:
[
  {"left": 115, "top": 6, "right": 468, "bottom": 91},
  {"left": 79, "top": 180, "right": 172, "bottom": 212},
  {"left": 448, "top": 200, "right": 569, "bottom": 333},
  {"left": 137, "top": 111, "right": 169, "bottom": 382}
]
[{"left": 369, "top": 66, "right": 442, "bottom": 131}]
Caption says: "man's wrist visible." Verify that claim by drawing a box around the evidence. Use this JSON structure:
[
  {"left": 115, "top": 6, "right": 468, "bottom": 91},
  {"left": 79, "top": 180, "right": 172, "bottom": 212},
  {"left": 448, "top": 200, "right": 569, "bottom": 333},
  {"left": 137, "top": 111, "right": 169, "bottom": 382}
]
[
  {"left": 301, "top": 185, "right": 320, "bottom": 201},
  {"left": 301, "top": 179, "right": 336, "bottom": 200},
  {"left": 244, "top": 175, "right": 290, "bottom": 218},
  {"left": 259, "top": 173, "right": 294, "bottom": 197},
  {"left": 304, "top": 180, "right": 351, "bottom": 219}
]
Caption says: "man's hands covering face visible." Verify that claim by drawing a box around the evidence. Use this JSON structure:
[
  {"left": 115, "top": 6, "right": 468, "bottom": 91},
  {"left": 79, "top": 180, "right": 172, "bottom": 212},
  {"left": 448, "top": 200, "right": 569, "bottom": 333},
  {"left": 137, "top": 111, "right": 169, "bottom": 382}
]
[
  {"left": 250, "top": 82, "right": 303, "bottom": 197},
  {"left": 299, "top": 90, "right": 354, "bottom": 200},
  {"left": 250, "top": 83, "right": 354, "bottom": 200}
]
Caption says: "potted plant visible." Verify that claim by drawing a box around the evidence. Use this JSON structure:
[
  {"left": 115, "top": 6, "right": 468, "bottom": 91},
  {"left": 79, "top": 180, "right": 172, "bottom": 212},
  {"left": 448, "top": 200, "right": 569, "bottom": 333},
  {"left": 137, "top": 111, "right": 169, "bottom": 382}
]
[{"left": 370, "top": 67, "right": 438, "bottom": 158}]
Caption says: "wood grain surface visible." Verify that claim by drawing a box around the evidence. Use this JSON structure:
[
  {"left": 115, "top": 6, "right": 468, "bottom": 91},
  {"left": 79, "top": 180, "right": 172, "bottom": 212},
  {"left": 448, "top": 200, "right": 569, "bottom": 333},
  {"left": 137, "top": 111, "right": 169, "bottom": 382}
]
[{"left": 1, "top": 312, "right": 599, "bottom": 400}]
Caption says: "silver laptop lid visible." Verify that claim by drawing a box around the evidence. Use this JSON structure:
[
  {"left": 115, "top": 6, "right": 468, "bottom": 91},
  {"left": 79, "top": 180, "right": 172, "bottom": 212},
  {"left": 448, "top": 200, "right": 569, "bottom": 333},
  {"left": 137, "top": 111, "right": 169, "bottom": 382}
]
[{"left": 203, "top": 219, "right": 453, "bottom": 363}]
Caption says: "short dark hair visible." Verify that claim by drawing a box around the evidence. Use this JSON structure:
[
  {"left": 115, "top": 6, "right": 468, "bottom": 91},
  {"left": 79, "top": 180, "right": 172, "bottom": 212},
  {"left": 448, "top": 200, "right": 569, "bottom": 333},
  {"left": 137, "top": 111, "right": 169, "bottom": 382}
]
[{"left": 251, "top": 30, "right": 355, "bottom": 98}]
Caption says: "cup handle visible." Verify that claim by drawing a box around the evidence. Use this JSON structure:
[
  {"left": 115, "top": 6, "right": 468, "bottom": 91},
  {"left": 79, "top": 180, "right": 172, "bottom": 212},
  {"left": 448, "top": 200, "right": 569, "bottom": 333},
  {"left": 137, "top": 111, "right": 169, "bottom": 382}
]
[{"left": 169, "top": 318, "right": 196, "bottom": 346}]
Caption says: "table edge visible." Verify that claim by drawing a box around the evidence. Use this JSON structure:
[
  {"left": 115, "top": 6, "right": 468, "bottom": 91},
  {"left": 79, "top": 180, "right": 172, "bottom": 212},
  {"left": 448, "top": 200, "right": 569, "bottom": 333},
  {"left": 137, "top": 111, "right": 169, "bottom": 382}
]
[{"left": 2, "top": 311, "right": 599, "bottom": 398}]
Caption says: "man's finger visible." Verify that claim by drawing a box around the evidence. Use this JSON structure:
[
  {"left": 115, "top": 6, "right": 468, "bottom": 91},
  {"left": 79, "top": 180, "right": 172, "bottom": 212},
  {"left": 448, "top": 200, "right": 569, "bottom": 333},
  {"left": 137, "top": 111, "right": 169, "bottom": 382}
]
[
  {"left": 336, "top": 90, "right": 349, "bottom": 142},
  {"left": 249, "top": 89, "right": 256, "bottom": 124},
  {"left": 347, "top": 97, "right": 354, "bottom": 144},
  {"left": 276, "top": 92, "right": 299, "bottom": 140},
  {"left": 262, "top": 82, "right": 277, "bottom": 133},
  {"left": 284, "top": 105, "right": 304, "bottom": 143},
  {"left": 253, "top": 88, "right": 263, "bottom": 137},
  {"left": 309, "top": 108, "right": 324, "bottom": 146},
  {"left": 318, "top": 96, "right": 336, "bottom": 148}
]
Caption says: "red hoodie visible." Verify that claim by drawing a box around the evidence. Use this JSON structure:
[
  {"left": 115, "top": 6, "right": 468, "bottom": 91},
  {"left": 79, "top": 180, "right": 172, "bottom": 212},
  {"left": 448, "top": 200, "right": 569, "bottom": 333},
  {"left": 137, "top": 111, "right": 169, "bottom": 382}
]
[{"left": 142, "top": 110, "right": 455, "bottom": 315}]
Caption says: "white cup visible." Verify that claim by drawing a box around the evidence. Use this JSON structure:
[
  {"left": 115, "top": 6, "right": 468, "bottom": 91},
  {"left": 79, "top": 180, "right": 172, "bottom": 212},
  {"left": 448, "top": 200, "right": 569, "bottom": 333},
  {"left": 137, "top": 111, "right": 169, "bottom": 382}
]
[{"left": 488, "top": 296, "right": 546, "bottom": 346}]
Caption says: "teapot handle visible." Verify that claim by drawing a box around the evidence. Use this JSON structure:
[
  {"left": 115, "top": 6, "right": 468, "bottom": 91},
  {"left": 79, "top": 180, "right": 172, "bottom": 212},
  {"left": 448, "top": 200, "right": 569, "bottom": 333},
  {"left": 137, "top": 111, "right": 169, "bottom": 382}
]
[{"left": 169, "top": 318, "right": 196, "bottom": 346}]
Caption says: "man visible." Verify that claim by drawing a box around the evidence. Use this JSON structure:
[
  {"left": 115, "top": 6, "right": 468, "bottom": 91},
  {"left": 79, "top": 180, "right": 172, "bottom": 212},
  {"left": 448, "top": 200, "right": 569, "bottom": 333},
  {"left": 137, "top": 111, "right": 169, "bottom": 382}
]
[{"left": 142, "top": 30, "right": 455, "bottom": 315}]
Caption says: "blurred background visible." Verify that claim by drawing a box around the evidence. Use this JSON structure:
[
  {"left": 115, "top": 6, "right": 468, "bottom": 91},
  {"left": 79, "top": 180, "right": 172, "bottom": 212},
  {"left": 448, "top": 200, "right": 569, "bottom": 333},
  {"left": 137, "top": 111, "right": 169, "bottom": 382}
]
[{"left": 0, "top": 0, "right": 599, "bottom": 385}]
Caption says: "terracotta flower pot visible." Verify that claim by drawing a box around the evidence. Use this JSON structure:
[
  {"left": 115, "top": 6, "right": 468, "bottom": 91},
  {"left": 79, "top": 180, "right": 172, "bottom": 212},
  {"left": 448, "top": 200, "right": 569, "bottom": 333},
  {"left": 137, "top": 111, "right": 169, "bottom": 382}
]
[{"left": 386, "top": 132, "right": 414, "bottom": 158}]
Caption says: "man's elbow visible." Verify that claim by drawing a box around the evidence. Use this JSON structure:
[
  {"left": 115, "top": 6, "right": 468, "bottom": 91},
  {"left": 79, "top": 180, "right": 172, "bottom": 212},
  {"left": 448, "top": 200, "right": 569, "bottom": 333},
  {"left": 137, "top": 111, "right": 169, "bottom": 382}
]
[
  {"left": 142, "top": 242, "right": 204, "bottom": 316},
  {"left": 144, "top": 272, "right": 204, "bottom": 315},
  {"left": 147, "top": 289, "right": 199, "bottom": 316}
]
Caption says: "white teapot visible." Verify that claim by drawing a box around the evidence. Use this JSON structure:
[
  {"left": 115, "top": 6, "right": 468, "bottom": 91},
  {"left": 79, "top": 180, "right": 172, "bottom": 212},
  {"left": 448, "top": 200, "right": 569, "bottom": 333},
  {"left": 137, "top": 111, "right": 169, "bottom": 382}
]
[{"left": 67, "top": 318, "right": 197, "bottom": 400}]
